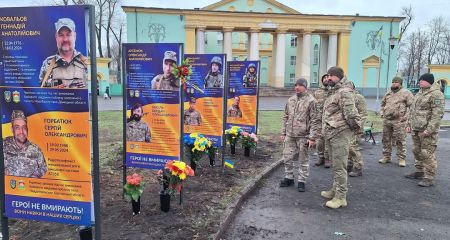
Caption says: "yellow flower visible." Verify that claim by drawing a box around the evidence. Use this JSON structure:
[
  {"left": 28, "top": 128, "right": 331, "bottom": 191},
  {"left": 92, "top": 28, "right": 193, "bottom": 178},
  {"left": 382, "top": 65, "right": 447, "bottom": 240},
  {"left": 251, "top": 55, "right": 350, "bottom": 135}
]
[
  {"left": 189, "top": 133, "right": 199, "bottom": 138},
  {"left": 173, "top": 161, "right": 186, "bottom": 171},
  {"left": 179, "top": 172, "right": 186, "bottom": 180}
]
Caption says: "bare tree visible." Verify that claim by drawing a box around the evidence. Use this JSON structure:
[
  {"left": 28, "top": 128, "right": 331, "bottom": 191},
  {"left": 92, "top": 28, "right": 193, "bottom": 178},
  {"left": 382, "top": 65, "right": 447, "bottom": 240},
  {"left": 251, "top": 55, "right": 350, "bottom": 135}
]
[
  {"left": 425, "top": 16, "right": 448, "bottom": 68},
  {"left": 398, "top": 5, "right": 413, "bottom": 42}
]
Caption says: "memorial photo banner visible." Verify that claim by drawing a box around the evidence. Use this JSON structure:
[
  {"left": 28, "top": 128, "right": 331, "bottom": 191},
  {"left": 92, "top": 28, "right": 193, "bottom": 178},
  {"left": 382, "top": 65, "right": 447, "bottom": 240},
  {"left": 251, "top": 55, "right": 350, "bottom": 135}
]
[
  {"left": 123, "top": 43, "right": 183, "bottom": 170},
  {"left": 226, "top": 61, "right": 260, "bottom": 133},
  {"left": 0, "top": 6, "right": 92, "bottom": 225},
  {"left": 183, "top": 54, "right": 225, "bottom": 147}
]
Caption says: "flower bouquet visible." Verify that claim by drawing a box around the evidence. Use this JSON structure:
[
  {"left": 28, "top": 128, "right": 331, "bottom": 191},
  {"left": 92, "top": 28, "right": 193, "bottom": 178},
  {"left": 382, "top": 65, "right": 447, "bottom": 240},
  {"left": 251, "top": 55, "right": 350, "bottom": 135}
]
[
  {"left": 157, "top": 160, "right": 195, "bottom": 212},
  {"left": 225, "top": 126, "right": 243, "bottom": 154},
  {"left": 123, "top": 173, "right": 145, "bottom": 215},
  {"left": 183, "top": 133, "right": 212, "bottom": 171},
  {"left": 241, "top": 132, "right": 258, "bottom": 157},
  {"left": 172, "top": 58, "right": 203, "bottom": 93}
]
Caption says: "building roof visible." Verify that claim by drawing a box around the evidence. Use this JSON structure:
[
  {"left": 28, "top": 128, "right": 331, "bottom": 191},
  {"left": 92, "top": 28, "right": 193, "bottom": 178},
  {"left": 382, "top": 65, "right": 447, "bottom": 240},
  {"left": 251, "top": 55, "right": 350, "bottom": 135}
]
[{"left": 202, "top": 0, "right": 300, "bottom": 14}]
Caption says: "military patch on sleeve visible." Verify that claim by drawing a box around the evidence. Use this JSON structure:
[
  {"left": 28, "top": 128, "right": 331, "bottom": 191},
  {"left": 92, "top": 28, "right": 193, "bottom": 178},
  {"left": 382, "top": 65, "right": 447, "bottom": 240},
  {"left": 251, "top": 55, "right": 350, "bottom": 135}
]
[{"left": 434, "top": 99, "right": 443, "bottom": 105}]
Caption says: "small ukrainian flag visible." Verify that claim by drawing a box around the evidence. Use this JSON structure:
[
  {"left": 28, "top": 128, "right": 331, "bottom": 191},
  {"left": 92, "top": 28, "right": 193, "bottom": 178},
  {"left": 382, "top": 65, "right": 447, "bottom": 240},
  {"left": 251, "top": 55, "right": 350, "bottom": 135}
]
[{"left": 224, "top": 159, "right": 234, "bottom": 169}]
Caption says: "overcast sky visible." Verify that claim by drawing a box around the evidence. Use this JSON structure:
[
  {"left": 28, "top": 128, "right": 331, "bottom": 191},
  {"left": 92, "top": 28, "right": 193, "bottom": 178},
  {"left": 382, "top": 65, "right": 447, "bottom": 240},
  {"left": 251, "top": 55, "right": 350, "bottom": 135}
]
[{"left": 4, "top": 0, "right": 450, "bottom": 30}]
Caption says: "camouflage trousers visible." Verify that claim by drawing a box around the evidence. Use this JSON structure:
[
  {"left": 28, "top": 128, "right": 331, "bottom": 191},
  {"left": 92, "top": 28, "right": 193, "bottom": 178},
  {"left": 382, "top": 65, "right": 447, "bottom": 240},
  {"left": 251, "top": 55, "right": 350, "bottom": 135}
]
[
  {"left": 412, "top": 131, "right": 438, "bottom": 180},
  {"left": 348, "top": 134, "right": 363, "bottom": 170},
  {"left": 316, "top": 136, "right": 329, "bottom": 160},
  {"left": 326, "top": 128, "right": 353, "bottom": 199},
  {"left": 282, "top": 136, "right": 310, "bottom": 182},
  {"left": 382, "top": 119, "right": 407, "bottom": 160}
]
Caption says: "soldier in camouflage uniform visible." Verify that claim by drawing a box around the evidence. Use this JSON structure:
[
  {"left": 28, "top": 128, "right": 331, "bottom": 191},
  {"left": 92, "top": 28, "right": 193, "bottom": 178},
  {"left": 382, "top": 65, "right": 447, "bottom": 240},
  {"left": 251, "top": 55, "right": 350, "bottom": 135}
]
[
  {"left": 320, "top": 67, "right": 361, "bottom": 209},
  {"left": 379, "top": 76, "right": 414, "bottom": 167},
  {"left": 405, "top": 73, "right": 445, "bottom": 187},
  {"left": 279, "top": 78, "right": 320, "bottom": 192},
  {"left": 151, "top": 51, "right": 179, "bottom": 90},
  {"left": 39, "top": 18, "right": 87, "bottom": 88},
  {"left": 227, "top": 96, "right": 243, "bottom": 118},
  {"left": 346, "top": 81, "right": 367, "bottom": 177},
  {"left": 314, "top": 74, "right": 331, "bottom": 168},
  {"left": 204, "top": 56, "right": 223, "bottom": 88},
  {"left": 126, "top": 103, "right": 151, "bottom": 142},
  {"left": 184, "top": 97, "right": 202, "bottom": 126},
  {"left": 243, "top": 63, "right": 258, "bottom": 88},
  {"left": 3, "top": 110, "right": 47, "bottom": 178}
]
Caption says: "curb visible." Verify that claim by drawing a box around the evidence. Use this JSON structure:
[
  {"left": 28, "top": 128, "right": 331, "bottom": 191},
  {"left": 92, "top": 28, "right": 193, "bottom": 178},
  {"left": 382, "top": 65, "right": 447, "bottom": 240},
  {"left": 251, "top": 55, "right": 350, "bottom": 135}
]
[{"left": 211, "top": 157, "right": 284, "bottom": 240}]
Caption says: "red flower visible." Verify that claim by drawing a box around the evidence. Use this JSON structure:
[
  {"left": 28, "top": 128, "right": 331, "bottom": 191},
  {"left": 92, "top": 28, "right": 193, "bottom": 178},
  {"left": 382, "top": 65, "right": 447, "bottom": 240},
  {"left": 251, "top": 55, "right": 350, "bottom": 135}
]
[{"left": 182, "top": 66, "right": 189, "bottom": 76}]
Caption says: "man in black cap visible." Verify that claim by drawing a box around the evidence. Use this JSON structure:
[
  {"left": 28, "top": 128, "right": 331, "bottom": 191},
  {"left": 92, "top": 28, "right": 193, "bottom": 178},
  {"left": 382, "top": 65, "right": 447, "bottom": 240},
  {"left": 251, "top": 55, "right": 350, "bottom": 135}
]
[
  {"left": 406, "top": 73, "right": 445, "bottom": 187},
  {"left": 279, "top": 78, "right": 320, "bottom": 192}
]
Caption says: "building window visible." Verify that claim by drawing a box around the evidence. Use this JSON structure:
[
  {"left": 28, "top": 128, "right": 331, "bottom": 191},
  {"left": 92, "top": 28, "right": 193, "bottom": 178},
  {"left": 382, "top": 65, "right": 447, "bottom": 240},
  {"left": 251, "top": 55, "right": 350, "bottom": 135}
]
[
  {"left": 217, "top": 32, "right": 223, "bottom": 46},
  {"left": 290, "top": 56, "right": 296, "bottom": 66},
  {"left": 290, "top": 35, "right": 297, "bottom": 47},
  {"left": 313, "top": 44, "right": 319, "bottom": 65},
  {"left": 228, "top": 6, "right": 235, "bottom": 11},
  {"left": 289, "top": 73, "right": 295, "bottom": 83},
  {"left": 313, "top": 72, "right": 318, "bottom": 83}
]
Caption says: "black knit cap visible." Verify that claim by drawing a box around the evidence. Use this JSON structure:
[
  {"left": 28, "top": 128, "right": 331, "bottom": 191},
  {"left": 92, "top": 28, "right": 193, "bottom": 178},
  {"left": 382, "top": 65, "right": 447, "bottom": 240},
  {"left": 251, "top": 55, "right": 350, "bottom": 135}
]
[
  {"left": 295, "top": 78, "right": 308, "bottom": 88},
  {"left": 327, "top": 67, "right": 344, "bottom": 80},
  {"left": 419, "top": 73, "right": 434, "bottom": 85}
]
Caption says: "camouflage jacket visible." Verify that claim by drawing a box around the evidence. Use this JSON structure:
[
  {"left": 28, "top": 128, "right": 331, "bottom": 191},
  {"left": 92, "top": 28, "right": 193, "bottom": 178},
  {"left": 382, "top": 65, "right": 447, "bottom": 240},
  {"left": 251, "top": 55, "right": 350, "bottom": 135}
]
[
  {"left": 281, "top": 92, "right": 320, "bottom": 140},
  {"left": 380, "top": 87, "right": 414, "bottom": 121},
  {"left": 313, "top": 87, "right": 329, "bottom": 126},
  {"left": 151, "top": 74, "right": 179, "bottom": 90},
  {"left": 243, "top": 73, "right": 258, "bottom": 87},
  {"left": 355, "top": 92, "right": 368, "bottom": 127},
  {"left": 322, "top": 78, "right": 361, "bottom": 139},
  {"left": 409, "top": 83, "right": 445, "bottom": 133},
  {"left": 228, "top": 104, "right": 242, "bottom": 118},
  {"left": 3, "top": 136, "right": 47, "bottom": 178},
  {"left": 184, "top": 109, "right": 202, "bottom": 126},
  {"left": 205, "top": 72, "right": 223, "bottom": 88},
  {"left": 39, "top": 50, "right": 87, "bottom": 88},
  {"left": 126, "top": 120, "right": 151, "bottom": 142}
]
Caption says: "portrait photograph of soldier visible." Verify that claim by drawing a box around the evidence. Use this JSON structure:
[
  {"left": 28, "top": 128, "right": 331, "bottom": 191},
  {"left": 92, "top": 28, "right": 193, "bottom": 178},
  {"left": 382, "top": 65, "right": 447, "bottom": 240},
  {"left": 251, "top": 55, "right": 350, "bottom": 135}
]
[
  {"left": 242, "top": 63, "right": 258, "bottom": 88},
  {"left": 126, "top": 103, "right": 151, "bottom": 142},
  {"left": 227, "top": 96, "right": 243, "bottom": 118},
  {"left": 204, "top": 56, "right": 223, "bottom": 88},
  {"left": 184, "top": 97, "right": 202, "bottom": 126},
  {"left": 3, "top": 110, "right": 47, "bottom": 178},
  {"left": 39, "top": 18, "right": 87, "bottom": 88},
  {"left": 151, "top": 51, "right": 179, "bottom": 91}
]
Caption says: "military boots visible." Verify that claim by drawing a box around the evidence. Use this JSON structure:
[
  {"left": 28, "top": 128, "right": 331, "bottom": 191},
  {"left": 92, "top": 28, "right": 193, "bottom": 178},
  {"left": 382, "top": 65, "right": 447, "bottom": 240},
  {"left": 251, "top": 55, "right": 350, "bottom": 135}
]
[
  {"left": 349, "top": 168, "right": 362, "bottom": 177},
  {"left": 378, "top": 156, "right": 391, "bottom": 164},
  {"left": 325, "top": 198, "right": 347, "bottom": 209},
  {"left": 324, "top": 159, "right": 332, "bottom": 168},
  {"left": 418, "top": 179, "right": 434, "bottom": 187},
  {"left": 279, "top": 178, "right": 294, "bottom": 187},
  {"left": 398, "top": 159, "right": 406, "bottom": 167},
  {"left": 320, "top": 190, "right": 335, "bottom": 199},
  {"left": 405, "top": 172, "right": 424, "bottom": 179},
  {"left": 315, "top": 157, "right": 325, "bottom": 166}
]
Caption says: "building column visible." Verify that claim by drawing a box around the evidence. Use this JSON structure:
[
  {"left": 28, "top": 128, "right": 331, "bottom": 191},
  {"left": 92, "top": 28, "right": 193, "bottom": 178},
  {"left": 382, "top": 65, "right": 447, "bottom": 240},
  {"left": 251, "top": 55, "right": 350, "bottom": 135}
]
[
  {"left": 300, "top": 31, "right": 312, "bottom": 82},
  {"left": 274, "top": 29, "right": 286, "bottom": 88},
  {"left": 184, "top": 25, "right": 196, "bottom": 54},
  {"left": 327, "top": 32, "right": 338, "bottom": 70},
  {"left": 271, "top": 33, "right": 277, "bottom": 86},
  {"left": 249, "top": 28, "right": 260, "bottom": 60},
  {"left": 319, "top": 34, "right": 329, "bottom": 78},
  {"left": 295, "top": 33, "right": 303, "bottom": 79},
  {"left": 223, "top": 27, "right": 233, "bottom": 61},
  {"left": 337, "top": 31, "right": 350, "bottom": 74},
  {"left": 196, "top": 26, "right": 206, "bottom": 54}
]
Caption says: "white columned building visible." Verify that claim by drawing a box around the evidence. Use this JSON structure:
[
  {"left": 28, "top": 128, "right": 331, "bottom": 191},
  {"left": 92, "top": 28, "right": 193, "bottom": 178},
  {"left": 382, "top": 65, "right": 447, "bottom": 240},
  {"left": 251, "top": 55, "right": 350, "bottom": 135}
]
[
  {"left": 223, "top": 27, "right": 233, "bottom": 61},
  {"left": 300, "top": 31, "right": 312, "bottom": 82},
  {"left": 327, "top": 32, "right": 338, "bottom": 70},
  {"left": 274, "top": 30, "right": 286, "bottom": 88},
  {"left": 196, "top": 26, "right": 206, "bottom": 54},
  {"left": 249, "top": 28, "right": 260, "bottom": 60}
]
